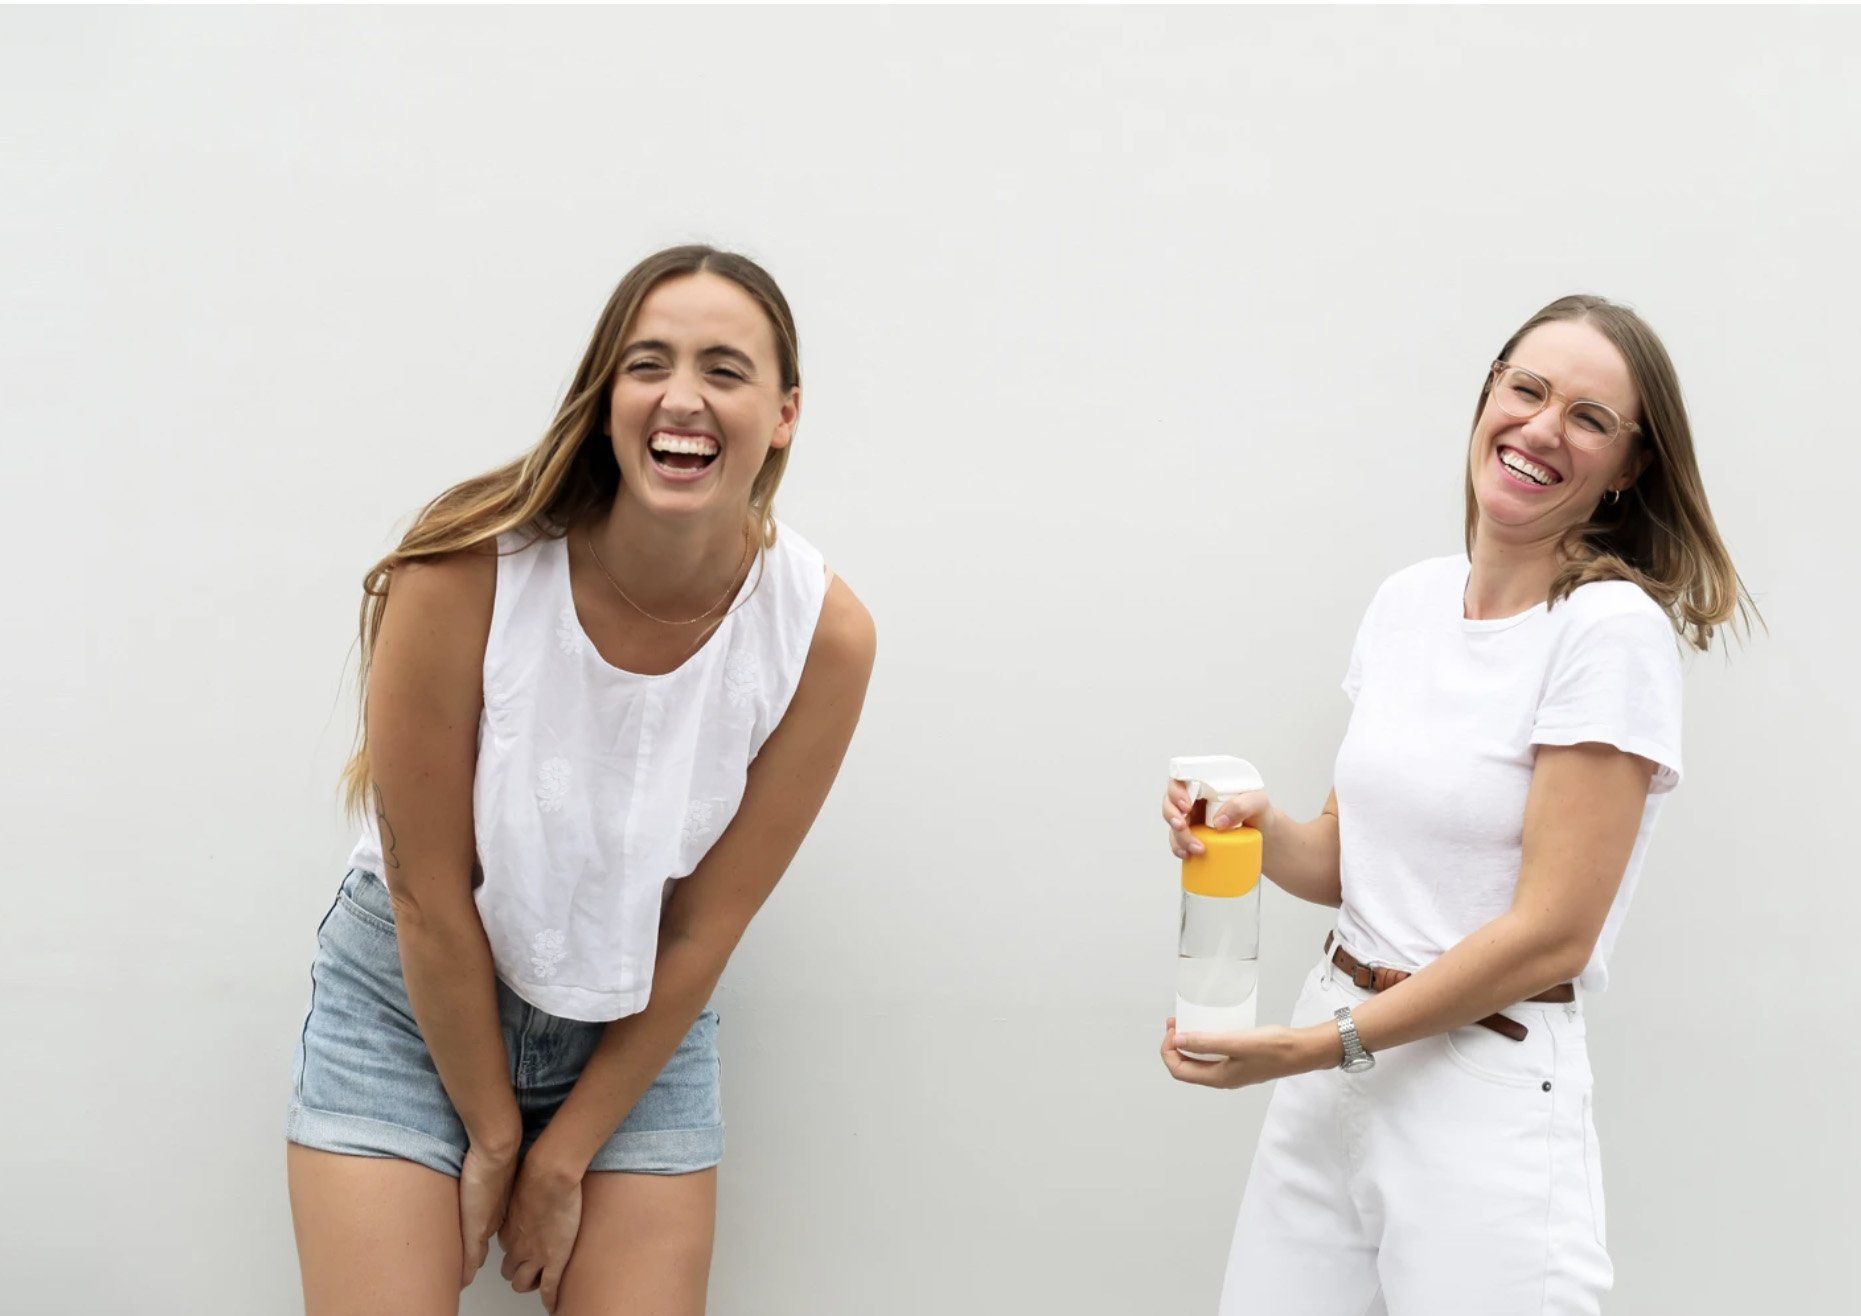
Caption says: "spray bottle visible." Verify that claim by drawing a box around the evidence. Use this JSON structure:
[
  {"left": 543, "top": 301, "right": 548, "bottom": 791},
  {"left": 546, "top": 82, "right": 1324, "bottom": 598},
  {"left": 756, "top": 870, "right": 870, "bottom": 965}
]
[{"left": 1170, "top": 755, "right": 1265, "bottom": 1055}]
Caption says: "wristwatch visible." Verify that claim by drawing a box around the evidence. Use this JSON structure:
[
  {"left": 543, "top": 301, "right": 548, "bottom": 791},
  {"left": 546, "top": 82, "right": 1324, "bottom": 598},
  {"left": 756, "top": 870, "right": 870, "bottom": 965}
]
[{"left": 1334, "top": 1006, "right": 1375, "bottom": 1073}]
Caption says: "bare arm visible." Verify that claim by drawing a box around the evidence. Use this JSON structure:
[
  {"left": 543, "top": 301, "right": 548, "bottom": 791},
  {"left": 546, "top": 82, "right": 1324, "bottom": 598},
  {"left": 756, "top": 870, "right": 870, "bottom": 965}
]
[
  {"left": 365, "top": 547, "right": 520, "bottom": 1154},
  {"left": 1304, "top": 742, "right": 1653, "bottom": 1065},
  {"left": 526, "top": 577, "right": 877, "bottom": 1180},
  {"left": 1254, "top": 791, "right": 1343, "bottom": 907},
  {"left": 1167, "top": 742, "right": 1654, "bottom": 1083}
]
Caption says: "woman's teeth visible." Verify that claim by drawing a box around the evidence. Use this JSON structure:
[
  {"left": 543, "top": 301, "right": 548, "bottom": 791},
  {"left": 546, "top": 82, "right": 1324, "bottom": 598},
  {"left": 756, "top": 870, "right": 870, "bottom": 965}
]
[
  {"left": 649, "top": 433, "right": 719, "bottom": 472},
  {"left": 1499, "top": 448, "right": 1557, "bottom": 486},
  {"left": 650, "top": 434, "right": 719, "bottom": 457}
]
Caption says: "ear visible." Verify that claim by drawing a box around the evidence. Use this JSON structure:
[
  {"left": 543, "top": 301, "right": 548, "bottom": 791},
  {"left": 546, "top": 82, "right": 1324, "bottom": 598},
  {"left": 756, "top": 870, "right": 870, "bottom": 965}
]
[
  {"left": 1613, "top": 444, "right": 1654, "bottom": 496},
  {"left": 770, "top": 386, "right": 801, "bottom": 451}
]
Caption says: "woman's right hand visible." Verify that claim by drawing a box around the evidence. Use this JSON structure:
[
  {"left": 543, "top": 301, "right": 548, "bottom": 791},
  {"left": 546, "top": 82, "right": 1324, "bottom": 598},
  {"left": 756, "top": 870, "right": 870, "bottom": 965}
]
[
  {"left": 1163, "top": 781, "right": 1273, "bottom": 858},
  {"left": 459, "top": 1138, "right": 520, "bottom": 1289}
]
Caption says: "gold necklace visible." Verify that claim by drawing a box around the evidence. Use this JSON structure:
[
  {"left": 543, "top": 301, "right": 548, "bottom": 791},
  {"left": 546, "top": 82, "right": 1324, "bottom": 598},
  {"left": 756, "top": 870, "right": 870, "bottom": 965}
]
[
  {"left": 583, "top": 522, "right": 754, "bottom": 627},
  {"left": 672, "top": 554, "right": 766, "bottom": 664}
]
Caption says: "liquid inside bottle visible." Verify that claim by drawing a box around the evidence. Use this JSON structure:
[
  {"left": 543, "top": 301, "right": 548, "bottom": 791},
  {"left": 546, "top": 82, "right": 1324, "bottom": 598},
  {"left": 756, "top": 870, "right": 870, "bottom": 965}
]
[{"left": 1175, "top": 886, "right": 1260, "bottom": 1038}]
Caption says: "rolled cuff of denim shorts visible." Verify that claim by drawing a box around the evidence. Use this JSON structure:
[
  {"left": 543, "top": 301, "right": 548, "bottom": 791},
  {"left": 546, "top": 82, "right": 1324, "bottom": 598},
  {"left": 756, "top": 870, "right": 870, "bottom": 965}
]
[
  {"left": 287, "top": 1102, "right": 467, "bottom": 1179},
  {"left": 586, "top": 1122, "right": 725, "bottom": 1175}
]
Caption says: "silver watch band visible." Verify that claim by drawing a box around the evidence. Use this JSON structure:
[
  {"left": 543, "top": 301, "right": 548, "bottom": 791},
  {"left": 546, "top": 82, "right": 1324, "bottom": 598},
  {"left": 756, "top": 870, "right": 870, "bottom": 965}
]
[{"left": 1334, "top": 1005, "right": 1375, "bottom": 1073}]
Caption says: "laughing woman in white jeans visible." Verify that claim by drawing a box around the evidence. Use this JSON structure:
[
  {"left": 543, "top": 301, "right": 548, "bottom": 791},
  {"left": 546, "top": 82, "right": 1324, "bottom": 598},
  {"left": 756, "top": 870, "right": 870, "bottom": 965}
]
[{"left": 1160, "top": 296, "right": 1754, "bottom": 1315}]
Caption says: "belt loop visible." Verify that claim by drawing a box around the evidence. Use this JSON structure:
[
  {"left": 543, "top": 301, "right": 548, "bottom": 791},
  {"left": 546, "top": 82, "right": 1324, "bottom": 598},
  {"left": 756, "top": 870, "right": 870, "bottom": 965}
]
[{"left": 1321, "top": 930, "right": 1336, "bottom": 985}]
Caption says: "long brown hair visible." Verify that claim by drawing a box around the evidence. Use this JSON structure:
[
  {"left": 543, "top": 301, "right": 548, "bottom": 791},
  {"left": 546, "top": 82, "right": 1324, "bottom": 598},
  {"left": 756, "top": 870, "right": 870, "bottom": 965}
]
[
  {"left": 1464, "top": 294, "right": 1756, "bottom": 651},
  {"left": 338, "top": 245, "right": 801, "bottom": 816}
]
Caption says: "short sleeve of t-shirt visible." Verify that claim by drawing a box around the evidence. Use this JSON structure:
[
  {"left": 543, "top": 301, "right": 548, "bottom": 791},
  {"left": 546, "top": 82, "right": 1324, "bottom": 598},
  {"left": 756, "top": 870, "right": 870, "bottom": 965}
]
[
  {"left": 1341, "top": 580, "right": 1386, "bottom": 704},
  {"left": 1531, "top": 585, "right": 1685, "bottom": 793}
]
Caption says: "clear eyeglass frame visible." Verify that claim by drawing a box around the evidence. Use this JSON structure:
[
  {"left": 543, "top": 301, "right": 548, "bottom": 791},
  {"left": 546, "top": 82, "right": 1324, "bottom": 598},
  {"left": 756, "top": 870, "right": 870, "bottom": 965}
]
[{"left": 1487, "top": 361, "right": 1641, "bottom": 452}]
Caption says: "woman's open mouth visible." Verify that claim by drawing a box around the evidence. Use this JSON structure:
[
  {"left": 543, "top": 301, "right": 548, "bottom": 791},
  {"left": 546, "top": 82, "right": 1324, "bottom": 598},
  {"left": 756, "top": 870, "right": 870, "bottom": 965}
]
[
  {"left": 1495, "top": 445, "right": 1561, "bottom": 489},
  {"left": 648, "top": 430, "right": 720, "bottom": 481}
]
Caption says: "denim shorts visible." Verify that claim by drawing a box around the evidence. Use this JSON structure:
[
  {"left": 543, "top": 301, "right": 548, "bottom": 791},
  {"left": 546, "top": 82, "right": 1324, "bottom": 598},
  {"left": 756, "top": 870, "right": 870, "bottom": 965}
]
[{"left": 286, "top": 868, "right": 723, "bottom": 1178}]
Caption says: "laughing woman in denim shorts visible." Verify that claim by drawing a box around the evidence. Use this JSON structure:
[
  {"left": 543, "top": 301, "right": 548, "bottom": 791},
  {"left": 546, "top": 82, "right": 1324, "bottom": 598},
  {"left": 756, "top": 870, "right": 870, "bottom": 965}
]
[
  {"left": 287, "top": 246, "right": 874, "bottom": 1315},
  {"left": 1158, "top": 296, "right": 1754, "bottom": 1313}
]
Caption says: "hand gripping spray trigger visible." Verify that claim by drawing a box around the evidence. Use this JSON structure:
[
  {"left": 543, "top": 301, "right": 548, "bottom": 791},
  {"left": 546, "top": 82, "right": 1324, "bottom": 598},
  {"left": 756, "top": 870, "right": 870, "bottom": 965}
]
[{"left": 1170, "top": 755, "right": 1264, "bottom": 1058}]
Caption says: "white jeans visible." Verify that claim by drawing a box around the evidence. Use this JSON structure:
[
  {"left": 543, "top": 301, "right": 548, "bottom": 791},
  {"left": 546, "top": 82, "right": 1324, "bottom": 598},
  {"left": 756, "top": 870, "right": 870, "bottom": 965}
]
[{"left": 1219, "top": 950, "right": 1612, "bottom": 1315}]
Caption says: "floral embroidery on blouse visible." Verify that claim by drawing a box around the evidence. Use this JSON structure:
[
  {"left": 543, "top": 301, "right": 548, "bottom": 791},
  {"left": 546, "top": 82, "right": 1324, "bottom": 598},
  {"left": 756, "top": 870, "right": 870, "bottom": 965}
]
[
  {"left": 682, "top": 798, "right": 721, "bottom": 851},
  {"left": 536, "top": 756, "right": 573, "bottom": 813},
  {"left": 556, "top": 606, "right": 580, "bottom": 656},
  {"left": 724, "top": 650, "right": 758, "bottom": 711},
  {"left": 529, "top": 928, "right": 567, "bottom": 980}
]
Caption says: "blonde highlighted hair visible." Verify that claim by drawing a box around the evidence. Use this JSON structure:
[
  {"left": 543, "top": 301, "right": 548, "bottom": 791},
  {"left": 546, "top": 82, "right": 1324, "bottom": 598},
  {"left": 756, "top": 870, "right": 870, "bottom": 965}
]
[
  {"left": 1465, "top": 294, "right": 1757, "bottom": 651},
  {"left": 338, "top": 245, "right": 800, "bottom": 817}
]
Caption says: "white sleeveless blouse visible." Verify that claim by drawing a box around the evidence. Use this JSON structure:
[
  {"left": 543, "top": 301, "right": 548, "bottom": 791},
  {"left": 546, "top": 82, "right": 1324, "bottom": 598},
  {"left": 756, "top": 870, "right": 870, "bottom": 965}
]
[{"left": 346, "top": 520, "right": 828, "bottom": 1021}]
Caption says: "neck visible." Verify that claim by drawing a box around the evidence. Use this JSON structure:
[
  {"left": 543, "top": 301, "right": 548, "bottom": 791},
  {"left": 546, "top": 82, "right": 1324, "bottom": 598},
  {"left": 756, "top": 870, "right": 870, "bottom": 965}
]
[
  {"left": 587, "top": 495, "right": 753, "bottom": 620},
  {"left": 1464, "top": 520, "right": 1565, "bottom": 620}
]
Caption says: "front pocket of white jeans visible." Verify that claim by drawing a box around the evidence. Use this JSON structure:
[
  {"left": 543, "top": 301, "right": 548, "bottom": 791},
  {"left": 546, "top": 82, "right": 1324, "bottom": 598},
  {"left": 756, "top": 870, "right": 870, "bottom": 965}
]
[{"left": 1440, "top": 1022, "right": 1553, "bottom": 1088}]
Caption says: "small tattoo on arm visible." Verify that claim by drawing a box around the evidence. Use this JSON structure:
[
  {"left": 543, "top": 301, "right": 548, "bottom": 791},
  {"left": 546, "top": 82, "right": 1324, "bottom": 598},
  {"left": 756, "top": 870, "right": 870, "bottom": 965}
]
[{"left": 374, "top": 790, "right": 402, "bottom": 870}]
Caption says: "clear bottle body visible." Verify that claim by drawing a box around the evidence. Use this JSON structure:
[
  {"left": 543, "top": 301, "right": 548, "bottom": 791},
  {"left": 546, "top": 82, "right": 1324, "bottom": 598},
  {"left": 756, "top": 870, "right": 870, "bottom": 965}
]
[{"left": 1175, "top": 885, "right": 1260, "bottom": 1039}]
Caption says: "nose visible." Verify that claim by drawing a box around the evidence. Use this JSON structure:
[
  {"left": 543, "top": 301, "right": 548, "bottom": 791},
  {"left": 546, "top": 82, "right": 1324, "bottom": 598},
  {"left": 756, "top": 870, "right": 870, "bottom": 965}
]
[
  {"left": 1518, "top": 403, "right": 1566, "bottom": 451},
  {"left": 659, "top": 368, "right": 705, "bottom": 421}
]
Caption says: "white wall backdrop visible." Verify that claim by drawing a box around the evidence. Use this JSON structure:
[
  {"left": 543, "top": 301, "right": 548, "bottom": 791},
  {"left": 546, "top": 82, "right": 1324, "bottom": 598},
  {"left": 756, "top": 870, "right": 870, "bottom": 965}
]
[{"left": 4, "top": 7, "right": 1855, "bottom": 1313}]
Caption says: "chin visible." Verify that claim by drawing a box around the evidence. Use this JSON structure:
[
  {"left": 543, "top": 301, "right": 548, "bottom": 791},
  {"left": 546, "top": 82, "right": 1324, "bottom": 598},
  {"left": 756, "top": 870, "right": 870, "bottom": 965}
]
[
  {"left": 624, "top": 475, "right": 743, "bottom": 522},
  {"left": 1474, "top": 493, "right": 1580, "bottom": 544},
  {"left": 635, "top": 489, "right": 720, "bottom": 519}
]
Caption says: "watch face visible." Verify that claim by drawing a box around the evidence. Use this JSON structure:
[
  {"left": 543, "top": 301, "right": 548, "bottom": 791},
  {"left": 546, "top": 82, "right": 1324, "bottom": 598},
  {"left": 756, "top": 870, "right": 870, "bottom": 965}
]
[{"left": 1342, "top": 1053, "right": 1376, "bottom": 1074}]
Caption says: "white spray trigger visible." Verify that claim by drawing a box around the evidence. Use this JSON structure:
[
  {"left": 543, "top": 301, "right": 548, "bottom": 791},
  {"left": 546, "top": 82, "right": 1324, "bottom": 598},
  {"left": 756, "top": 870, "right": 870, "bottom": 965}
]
[{"left": 1169, "top": 755, "right": 1265, "bottom": 824}]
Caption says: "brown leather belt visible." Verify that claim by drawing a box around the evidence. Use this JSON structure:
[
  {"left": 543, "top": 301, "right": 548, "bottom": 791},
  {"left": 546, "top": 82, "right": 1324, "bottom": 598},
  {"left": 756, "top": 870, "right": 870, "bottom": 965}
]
[{"left": 1326, "top": 936, "right": 1574, "bottom": 1043}]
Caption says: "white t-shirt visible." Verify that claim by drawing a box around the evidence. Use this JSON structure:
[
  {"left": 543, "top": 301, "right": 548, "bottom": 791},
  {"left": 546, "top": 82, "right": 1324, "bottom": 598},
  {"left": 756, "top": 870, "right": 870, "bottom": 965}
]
[
  {"left": 347, "top": 520, "right": 828, "bottom": 1021},
  {"left": 1331, "top": 555, "right": 1684, "bottom": 994}
]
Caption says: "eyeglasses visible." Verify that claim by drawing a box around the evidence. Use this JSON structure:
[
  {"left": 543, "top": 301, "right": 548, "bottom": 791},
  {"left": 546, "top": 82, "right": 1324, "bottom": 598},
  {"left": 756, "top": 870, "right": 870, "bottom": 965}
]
[{"left": 1487, "top": 361, "right": 1640, "bottom": 452}]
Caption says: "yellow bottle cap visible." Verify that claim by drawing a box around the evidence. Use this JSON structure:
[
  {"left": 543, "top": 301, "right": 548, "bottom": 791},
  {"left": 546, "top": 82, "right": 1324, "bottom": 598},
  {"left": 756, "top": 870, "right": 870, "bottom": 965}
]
[{"left": 1181, "top": 825, "right": 1263, "bottom": 898}]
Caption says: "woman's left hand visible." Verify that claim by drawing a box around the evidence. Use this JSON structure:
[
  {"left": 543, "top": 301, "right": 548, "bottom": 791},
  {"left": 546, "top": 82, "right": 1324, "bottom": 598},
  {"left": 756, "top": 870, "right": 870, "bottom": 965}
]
[
  {"left": 498, "top": 1152, "right": 585, "bottom": 1313},
  {"left": 1161, "top": 1017, "right": 1333, "bottom": 1089}
]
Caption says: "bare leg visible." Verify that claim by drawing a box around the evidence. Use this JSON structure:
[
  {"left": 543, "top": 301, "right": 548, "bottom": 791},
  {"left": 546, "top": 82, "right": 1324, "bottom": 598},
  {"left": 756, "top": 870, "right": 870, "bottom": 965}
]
[
  {"left": 287, "top": 1144, "right": 463, "bottom": 1316},
  {"left": 555, "top": 1168, "right": 717, "bottom": 1316}
]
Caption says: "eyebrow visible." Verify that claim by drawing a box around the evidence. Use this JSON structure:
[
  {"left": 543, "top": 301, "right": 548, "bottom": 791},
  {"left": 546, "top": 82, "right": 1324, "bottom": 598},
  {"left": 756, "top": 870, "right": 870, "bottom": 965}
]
[
  {"left": 1509, "top": 362, "right": 1626, "bottom": 412},
  {"left": 620, "top": 339, "right": 758, "bottom": 371}
]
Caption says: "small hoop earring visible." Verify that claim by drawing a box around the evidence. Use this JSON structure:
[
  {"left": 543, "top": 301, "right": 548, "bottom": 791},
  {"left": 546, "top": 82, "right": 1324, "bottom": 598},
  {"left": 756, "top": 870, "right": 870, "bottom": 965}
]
[{"left": 1605, "top": 489, "right": 1622, "bottom": 506}]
